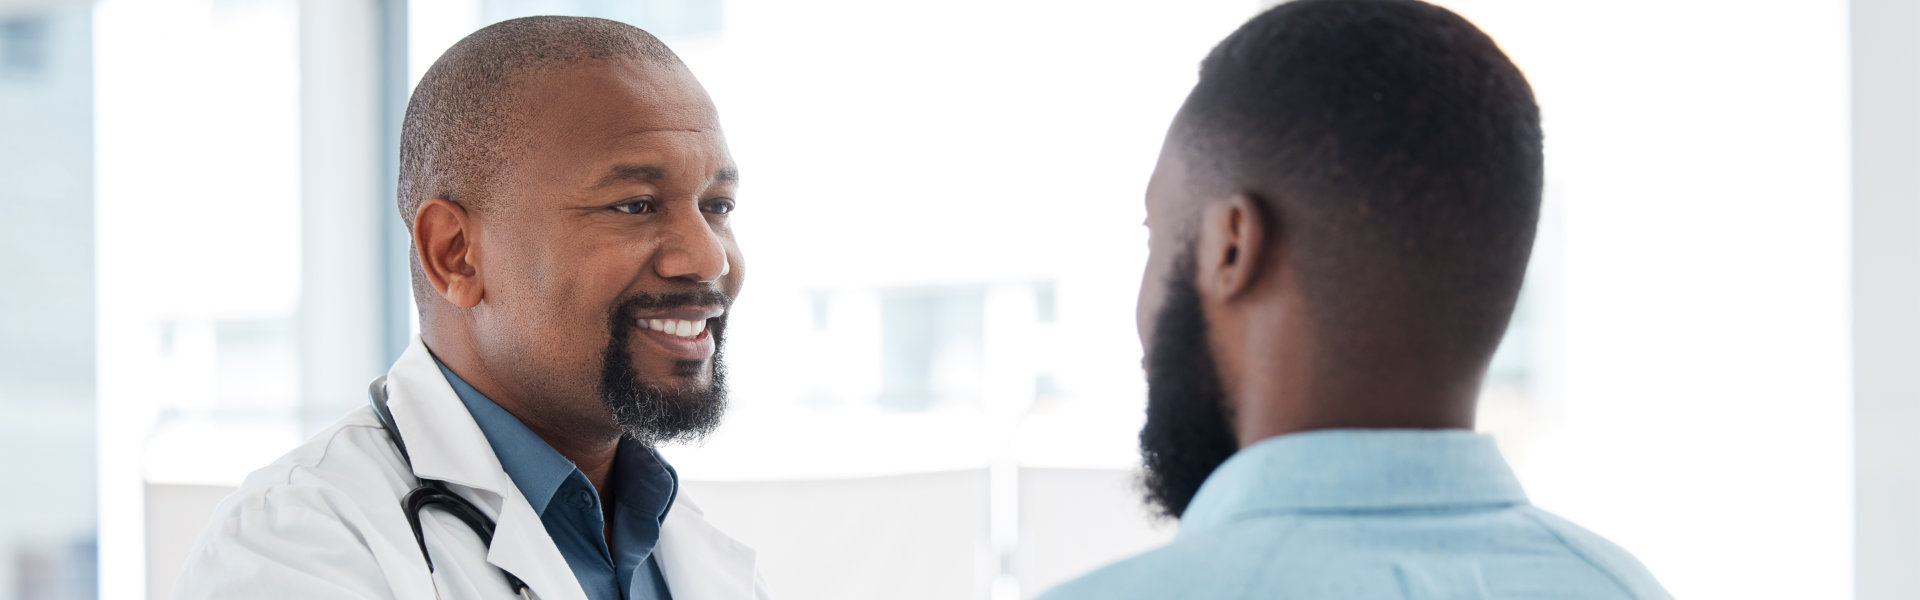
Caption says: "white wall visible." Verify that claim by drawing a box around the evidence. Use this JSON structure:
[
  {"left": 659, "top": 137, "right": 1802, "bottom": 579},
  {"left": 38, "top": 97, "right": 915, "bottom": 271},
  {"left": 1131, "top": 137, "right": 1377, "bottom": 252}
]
[
  {"left": 1435, "top": 1, "right": 1854, "bottom": 598},
  {"left": 94, "top": 1, "right": 306, "bottom": 596}
]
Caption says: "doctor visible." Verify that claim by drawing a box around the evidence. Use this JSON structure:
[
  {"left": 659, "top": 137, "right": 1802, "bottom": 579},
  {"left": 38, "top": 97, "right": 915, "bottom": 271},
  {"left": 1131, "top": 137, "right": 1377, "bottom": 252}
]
[{"left": 176, "top": 16, "right": 770, "bottom": 600}]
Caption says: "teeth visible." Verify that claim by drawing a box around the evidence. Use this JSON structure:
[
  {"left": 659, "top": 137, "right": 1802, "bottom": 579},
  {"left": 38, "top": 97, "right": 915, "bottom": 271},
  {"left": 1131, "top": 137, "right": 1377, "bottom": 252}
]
[{"left": 643, "top": 318, "right": 707, "bottom": 338}]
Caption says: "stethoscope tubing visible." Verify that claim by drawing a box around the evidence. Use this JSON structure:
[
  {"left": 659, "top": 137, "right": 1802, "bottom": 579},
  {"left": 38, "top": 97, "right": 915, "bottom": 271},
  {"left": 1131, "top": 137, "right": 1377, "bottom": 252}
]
[{"left": 370, "top": 376, "right": 534, "bottom": 598}]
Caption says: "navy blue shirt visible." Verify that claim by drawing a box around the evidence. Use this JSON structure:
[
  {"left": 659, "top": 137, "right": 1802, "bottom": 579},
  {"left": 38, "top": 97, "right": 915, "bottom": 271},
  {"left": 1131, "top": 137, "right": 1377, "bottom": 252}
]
[{"left": 435, "top": 359, "right": 676, "bottom": 600}]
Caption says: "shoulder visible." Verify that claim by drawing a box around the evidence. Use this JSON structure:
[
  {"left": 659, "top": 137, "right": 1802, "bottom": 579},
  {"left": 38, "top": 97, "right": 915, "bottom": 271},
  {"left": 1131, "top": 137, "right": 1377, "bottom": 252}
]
[
  {"left": 1038, "top": 515, "right": 1311, "bottom": 600},
  {"left": 176, "top": 408, "right": 426, "bottom": 597},
  {"left": 209, "top": 407, "right": 410, "bottom": 530},
  {"left": 1516, "top": 508, "right": 1674, "bottom": 600},
  {"left": 1042, "top": 506, "right": 1674, "bottom": 600}
]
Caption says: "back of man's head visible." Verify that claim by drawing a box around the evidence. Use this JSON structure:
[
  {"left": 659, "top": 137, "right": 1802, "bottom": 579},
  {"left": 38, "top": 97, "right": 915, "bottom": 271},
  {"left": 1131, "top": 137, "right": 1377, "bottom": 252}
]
[
  {"left": 1180, "top": 0, "right": 1542, "bottom": 391},
  {"left": 1136, "top": 0, "right": 1542, "bottom": 516}
]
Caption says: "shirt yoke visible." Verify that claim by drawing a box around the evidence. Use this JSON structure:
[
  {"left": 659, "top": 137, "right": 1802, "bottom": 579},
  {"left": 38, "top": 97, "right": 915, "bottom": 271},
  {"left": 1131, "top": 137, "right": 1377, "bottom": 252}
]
[{"left": 1040, "top": 506, "right": 1669, "bottom": 600}]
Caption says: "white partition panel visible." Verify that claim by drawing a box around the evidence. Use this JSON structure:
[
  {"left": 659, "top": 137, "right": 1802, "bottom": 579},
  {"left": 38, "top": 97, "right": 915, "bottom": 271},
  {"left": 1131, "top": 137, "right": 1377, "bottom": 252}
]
[
  {"left": 1017, "top": 468, "right": 1176, "bottom": 598},
  {"left": 1852, "top": 0, "right": 1920, "bottom": 598},
  {"left": 683, "top": 470, "right": 993, "bottom": 600}
]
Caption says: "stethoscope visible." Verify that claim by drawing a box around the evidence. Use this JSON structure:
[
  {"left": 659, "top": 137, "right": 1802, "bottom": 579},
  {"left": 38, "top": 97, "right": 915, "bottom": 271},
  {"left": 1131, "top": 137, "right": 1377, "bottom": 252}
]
[{"left": 369, "top": 376, "right": 534, "bottom": 599}]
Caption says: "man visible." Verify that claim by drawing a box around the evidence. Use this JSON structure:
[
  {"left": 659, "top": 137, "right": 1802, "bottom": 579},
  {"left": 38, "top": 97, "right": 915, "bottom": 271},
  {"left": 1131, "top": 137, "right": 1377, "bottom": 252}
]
[
  {"left": 1041, "top": 1, "right": 1672, "bottom": 598},
  {"left": 175, "top": 17, "right": 771, "bottom": 599}
]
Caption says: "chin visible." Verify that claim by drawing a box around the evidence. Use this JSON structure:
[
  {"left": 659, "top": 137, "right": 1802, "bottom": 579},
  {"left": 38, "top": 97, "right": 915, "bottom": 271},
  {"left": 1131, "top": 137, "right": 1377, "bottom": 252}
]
[{"left": 669, "top": 359, "right": 710, "bottom": 383}]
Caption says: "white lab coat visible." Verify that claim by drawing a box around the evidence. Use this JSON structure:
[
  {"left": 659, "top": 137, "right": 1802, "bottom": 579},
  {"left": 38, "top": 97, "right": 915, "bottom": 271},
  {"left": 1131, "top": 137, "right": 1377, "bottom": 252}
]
[{"left": 173, "top": 337, "right": 774, "bottom": 600}]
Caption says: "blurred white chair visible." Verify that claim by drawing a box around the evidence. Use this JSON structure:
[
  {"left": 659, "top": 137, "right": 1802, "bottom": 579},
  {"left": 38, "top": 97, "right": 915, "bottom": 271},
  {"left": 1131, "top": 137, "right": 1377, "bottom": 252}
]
[
  {"left": 686, "top": 470, "right": 992, "bottom": 600},
  {"left": 144, "top": 483, "right": 237, "bottom": 600},
  {"left": 1017, "top": 468, "right": 1176, "bottom": 597}
]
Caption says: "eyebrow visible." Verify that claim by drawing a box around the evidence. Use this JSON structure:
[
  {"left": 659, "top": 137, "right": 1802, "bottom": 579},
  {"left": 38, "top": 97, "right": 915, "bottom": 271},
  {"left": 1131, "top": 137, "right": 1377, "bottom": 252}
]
[
  {"left": 590, "top": 164, "right": 668, "bottom": 190},
  {"left": 589, "top": 163, "right": 741, "bottom": 190}
]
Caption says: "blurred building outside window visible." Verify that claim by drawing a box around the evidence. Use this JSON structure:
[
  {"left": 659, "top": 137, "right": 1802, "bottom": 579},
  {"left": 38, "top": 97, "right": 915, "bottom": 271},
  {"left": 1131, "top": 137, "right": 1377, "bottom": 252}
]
[{"left": 1, "top": 4, "right": 94, "bottom": 600}]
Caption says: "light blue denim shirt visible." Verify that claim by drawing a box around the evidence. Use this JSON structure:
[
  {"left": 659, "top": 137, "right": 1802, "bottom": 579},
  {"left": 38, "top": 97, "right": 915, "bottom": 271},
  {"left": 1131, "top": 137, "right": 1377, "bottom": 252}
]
[
  {"left": 435, "top": 359, "right": 676, "bottom": 600},
  {"left": 1039, "top": 430, "right": 1673, "bottom": 600}
]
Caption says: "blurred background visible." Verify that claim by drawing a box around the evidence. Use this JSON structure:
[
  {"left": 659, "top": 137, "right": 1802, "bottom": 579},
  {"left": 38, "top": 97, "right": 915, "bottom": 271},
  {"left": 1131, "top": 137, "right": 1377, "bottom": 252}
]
[{"left": 2, "top": 0, "right": 1912, "bottom": 598}]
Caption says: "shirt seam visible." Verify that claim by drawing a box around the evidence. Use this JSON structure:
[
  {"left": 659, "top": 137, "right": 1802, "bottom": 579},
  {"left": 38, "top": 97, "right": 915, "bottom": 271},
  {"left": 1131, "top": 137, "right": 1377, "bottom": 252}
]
[
  {"left": 1518, "top": 509, "right": 1644, "bottom": 600},
  {"left": 1224, "top": 514, "right": 1306, "bottom": 598},
  {"left": 1216, "top": 500, "right": 1525, "bottom": 519},
  {"left": 299, "top": 421, "right": 391, "bottom": 485}
]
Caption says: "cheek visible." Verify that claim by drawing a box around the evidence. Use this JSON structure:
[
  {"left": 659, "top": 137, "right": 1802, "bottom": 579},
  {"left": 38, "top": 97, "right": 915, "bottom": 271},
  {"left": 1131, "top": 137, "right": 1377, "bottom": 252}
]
[
  {"left": 1137, "top": 258, "right": 1166, "bottom": 349},
  {"left": 505, "top": 241, "right": 620, "bottom": 340}
]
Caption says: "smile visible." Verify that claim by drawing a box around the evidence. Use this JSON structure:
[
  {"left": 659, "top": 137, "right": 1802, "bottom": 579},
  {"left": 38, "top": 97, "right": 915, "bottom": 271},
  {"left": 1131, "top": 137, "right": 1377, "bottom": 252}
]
[
  {"left": 643, "top": 318, "right": 709, "bottom": 339},
  {"left": 632, "top": 309, "right": 722, "bottom": 361}
]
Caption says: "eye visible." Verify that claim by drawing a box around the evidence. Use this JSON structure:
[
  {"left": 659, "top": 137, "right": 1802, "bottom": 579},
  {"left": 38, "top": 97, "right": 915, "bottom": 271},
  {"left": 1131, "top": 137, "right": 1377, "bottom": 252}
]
[
  {"left": 703, "top": 199, "right": 736, "bottom": 215},
  {"left": 613, "top": 198, "right": 656, "bottom": 215}
]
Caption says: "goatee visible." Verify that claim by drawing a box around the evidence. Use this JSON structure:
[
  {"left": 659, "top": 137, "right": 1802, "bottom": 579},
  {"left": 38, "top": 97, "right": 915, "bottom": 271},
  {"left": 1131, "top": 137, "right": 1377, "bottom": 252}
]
[{"left": 600, "top": 290, "right": 732, "bottom": 446}]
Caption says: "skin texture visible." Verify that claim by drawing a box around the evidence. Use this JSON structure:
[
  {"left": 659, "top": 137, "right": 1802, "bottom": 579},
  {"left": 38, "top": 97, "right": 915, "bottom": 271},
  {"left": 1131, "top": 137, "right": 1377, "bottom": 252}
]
[
  {"left": 1136, "top": 129, "right": 1474, "bottom": 452},
  {"left": 412, "top": 57, "right": 744, "bottom": 515}
]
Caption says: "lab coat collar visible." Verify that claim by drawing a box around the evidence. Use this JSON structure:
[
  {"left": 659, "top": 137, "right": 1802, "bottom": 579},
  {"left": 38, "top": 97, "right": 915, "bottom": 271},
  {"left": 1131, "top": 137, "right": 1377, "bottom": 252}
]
[
  {"left": 383, "top": 337, "right": 589, "bottom": 600},
  {"left": 658, "top": 494, "right": 760, "bottom": 600},
  {"left": 384, "top": 336, "right": 761, "bottom": 600}
]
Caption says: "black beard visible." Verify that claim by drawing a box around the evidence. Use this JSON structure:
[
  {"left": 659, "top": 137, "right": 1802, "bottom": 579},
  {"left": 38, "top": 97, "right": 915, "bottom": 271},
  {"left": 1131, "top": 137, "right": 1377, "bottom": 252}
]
[
  {"left": 1138, "top": 253, "right": 1241, "bottom": 519},
  {"left": 600, "top": 290, "right": 731, "bottom": 447}
]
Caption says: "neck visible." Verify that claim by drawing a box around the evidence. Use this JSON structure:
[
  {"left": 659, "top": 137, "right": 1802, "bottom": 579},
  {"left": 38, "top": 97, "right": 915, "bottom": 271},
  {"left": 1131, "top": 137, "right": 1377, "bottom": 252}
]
[
  {"left": 422, "top": 329, "right": 624, "bottom": 494},
  {"left": 1209, "top": 280, "right": 1482, "bottom": 449},
  {"left": 518, "top": 415, "right": 623, "bottom": 493},
  {"left": 1230, "top": 339, "right": 1480, "bottom": 448},
  {"left": 1235, "top": 393, "right": 1477, "bottom": 447}
]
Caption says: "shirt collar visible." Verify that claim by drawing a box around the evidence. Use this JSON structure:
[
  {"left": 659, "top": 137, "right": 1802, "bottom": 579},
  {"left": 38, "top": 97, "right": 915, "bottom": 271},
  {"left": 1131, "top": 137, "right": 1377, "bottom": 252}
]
[
  {"left": 611, "top": 437, "right": 680, "bottom": 526},
  {"left": 434, "top": 358, "right": 580, "bottom": 515},
  {"left": 1179, "top": 429, "right": 1529, "bottom": 535}
]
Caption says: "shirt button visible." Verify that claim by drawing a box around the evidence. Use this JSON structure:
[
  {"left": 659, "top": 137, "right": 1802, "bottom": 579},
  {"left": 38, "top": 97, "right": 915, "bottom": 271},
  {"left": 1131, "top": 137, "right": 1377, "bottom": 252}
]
[{"left": 574, "top": 489, "right": 594, "bottom": 510}]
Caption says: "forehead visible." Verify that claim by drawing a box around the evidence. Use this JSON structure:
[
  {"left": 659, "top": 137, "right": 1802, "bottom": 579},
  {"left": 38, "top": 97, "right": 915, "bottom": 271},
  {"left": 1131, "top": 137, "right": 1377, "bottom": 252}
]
[
  {"left": 515, "top": 59, "right": 727, "bottom": 171},
  {"left": 1145, "top": 134, "right": 1191, "bottom": 218}
]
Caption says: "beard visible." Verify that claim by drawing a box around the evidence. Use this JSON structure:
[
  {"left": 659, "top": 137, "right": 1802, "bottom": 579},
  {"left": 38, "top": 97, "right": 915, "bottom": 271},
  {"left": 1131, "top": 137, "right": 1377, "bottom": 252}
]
[
  {"left": 600, "top": 290, "right": 732, "bottom": 447},
  {"left": 1139, "top": 252, "right": 1242, "bottom": 519}
]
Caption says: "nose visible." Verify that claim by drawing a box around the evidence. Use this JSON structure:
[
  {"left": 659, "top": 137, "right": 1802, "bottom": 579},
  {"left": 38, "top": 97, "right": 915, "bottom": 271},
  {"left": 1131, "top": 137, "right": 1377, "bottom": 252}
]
[{"left": 653, "top": 208, "right": 730, "bottom": 283}]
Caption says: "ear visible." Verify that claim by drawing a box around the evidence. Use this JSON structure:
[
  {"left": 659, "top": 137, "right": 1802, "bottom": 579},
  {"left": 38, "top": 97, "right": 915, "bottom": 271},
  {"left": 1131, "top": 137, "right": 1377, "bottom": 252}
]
[
  {"left": 413, "top": 198, "right": 484, "bottom": 309},
  {"left": 1194, "top": 192, "right": 1272, "bottom": 302}
]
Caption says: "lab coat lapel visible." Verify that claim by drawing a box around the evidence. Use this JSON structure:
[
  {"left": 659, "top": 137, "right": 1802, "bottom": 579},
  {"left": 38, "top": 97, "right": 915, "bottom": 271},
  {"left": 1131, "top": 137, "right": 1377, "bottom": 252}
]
[
  {"left": 384, "top": 338, "right": 589, "bottom": 600},
  {"left": 484, "top": 484, "right": 588, "bottom": 600},
  {"left": 656, "top": 495, "right": 758, "bottom": 600}
]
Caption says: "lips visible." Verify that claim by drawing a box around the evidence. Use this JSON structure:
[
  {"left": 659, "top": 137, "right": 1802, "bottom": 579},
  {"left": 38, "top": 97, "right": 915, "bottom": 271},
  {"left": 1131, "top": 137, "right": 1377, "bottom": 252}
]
[{"left": 632, "top": 308, "right": 723, "bottom": 361}]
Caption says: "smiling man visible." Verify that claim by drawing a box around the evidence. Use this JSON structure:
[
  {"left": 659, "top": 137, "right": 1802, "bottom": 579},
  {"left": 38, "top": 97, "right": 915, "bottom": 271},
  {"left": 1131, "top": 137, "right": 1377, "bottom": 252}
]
[{"left": 175, "top": 17, "right": 771, "bottom": 600}]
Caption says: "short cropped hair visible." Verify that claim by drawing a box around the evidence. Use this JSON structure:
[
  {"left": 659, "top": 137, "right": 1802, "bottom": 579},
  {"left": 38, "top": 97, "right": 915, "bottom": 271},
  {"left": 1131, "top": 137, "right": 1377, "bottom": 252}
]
[
  {"left": 1176, "top": 0, "right": 1543, "bottom": 376},
  {"left": 397, "top": 16, "right": 681, "bottom": 230}
]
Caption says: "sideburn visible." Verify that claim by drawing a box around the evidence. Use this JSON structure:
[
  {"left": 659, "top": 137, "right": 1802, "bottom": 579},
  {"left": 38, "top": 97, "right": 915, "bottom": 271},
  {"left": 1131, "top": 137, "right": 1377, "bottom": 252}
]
[{"left": 1138, "top": 252, "right": 1242, "bottom": 519}]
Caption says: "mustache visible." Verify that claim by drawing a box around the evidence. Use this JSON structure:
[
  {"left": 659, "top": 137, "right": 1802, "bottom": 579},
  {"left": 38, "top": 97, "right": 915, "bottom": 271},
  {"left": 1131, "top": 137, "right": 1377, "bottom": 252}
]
[{"left": 610, "top": 288, "right": 733, "bottom": 319}]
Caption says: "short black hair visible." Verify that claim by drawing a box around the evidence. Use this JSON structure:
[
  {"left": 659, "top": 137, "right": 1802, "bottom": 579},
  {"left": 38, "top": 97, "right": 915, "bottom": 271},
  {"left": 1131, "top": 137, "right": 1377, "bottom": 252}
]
[
  {"left": 397, "top": 16, "right": 680, "bottom": 231},
  {"left": 1175, "top": 0, "right": 1542, "bottom": 384}
]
